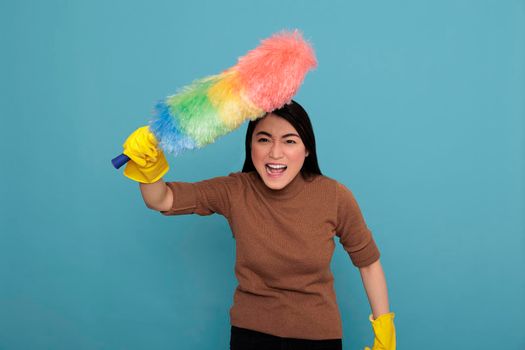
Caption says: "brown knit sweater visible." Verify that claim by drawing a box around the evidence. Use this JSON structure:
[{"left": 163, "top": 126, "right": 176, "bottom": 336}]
[{"left": 159, "top": 170, "right": 380, "bottom": 340}]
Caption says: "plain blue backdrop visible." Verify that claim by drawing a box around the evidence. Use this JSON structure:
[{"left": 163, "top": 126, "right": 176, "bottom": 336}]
[{"left": 1, "top": 0, "right": 524, "bottom": 349}]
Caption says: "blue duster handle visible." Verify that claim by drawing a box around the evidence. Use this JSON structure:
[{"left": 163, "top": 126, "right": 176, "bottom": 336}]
[{"left": 111, "top": 154, "right": 130, "bottom": 169}]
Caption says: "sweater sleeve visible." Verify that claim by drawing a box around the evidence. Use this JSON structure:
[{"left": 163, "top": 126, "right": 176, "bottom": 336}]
[
  {"left": 159, "top": 172, "right": 242, "bottom": 219},
  {"left": 335, "top": 182, "right": 380, "bottom": 267}
]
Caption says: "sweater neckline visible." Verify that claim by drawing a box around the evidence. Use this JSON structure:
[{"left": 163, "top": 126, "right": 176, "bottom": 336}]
[{"left": 250, "top": 170, "right": 307, "bottom": 200}]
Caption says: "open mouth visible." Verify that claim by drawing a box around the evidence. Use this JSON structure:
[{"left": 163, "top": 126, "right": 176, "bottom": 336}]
[{"left": 265, "top": 164, "right": 287, "bottom": 175}]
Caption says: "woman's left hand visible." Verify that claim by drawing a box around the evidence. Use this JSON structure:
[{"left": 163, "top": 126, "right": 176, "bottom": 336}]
[{"left": 363, "top": 312, "right": 396, "bottom": 350}]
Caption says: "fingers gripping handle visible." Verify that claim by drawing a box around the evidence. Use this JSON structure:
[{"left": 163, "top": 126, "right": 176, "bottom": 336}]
[{"left": 111, "top": 154, "right": 130, "bottom": 169}]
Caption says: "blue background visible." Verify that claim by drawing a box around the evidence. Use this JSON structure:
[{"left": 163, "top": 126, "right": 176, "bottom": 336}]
[{"left": 1, "top": 0, "right": 524, "bottom": 349}]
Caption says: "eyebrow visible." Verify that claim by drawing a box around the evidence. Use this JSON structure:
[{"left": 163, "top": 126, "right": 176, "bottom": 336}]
[{"left": 255, "top": 131, "right": 300, "bottom": 138}]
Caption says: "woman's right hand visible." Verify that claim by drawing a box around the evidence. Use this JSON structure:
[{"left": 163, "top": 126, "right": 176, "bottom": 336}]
[
  {"left": 363, "top": 312, "right": 396, "bottom": 350},
  {"left": 122, "top": 126, "right": 169, "bottom": 183}
]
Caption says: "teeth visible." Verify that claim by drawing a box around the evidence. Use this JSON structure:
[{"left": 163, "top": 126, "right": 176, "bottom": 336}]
[{"left": 267, "top": 164, "right": 287, "bottom": 169}]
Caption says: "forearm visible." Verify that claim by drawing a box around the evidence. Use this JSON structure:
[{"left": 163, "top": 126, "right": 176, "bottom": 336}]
[
  {"left": 359, "top": 259, "right": 390, "bottom": 319},
  {"left": 139, "top": 178, "right": 171, "bottom": 210}
]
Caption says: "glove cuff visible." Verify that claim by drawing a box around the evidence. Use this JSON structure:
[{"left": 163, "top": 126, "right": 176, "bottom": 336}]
[
  {"left": 123, "top": 152, "right": 170, "bottom": 183},
  {"left": 369, "top": 312, "right": 395, "bottom": 323}
]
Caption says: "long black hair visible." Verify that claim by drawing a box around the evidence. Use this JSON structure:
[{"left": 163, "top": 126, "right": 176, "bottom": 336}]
[{"left": 242, "top": 100, "right": 322, "bottom": 179}]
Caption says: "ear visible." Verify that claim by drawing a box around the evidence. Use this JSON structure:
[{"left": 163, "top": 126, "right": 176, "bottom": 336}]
[{"left": 305, "top": 150, "right": 309, "bottom": 157}]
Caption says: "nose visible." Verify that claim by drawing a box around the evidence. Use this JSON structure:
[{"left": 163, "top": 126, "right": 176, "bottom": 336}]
[{"left": 269, "top": 142, "right": 283, "bottom": 159}]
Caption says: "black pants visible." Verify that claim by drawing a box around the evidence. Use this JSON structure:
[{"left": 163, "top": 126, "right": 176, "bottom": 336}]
[{"left": 230, "top": 325, "right": 342, "bottom": 350}]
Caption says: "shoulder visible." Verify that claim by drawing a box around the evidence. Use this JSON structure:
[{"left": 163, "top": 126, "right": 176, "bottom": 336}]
[
  {"left": 313, "top": 175, "right": 359, "bottom": 203},
  {"left": 225, "top": 171, "right": 254, "bottom": 183},
  {"left": 297, "top": 173, "right": 342, "bottom": 202},
  {"left": 186, "top": 171, "right": 248, "bottom": 193},
  {"left": 216, "top": 171, "right": 258, "bottom": 190},
  {"left": 317, "top": 174, "right": 350, "bottom": 190},
  {"left": 205, "top": 171, "right": 250, "bottom": 182},
  {"left": 307, "top": 173, "right": 342, "bottom": 190}
]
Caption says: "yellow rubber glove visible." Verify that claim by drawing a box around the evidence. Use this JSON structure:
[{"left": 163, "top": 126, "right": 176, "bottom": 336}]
[
  {"left": 364, "top": 312, "right": 396, "bottom": 350},
  {"left": 122, "top": 126, "right": 169, "bottom": 183}
]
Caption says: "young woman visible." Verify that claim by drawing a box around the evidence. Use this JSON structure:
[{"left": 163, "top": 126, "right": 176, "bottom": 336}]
[{"left": 122, "top": 100, "right": 396, "bottom": 350}]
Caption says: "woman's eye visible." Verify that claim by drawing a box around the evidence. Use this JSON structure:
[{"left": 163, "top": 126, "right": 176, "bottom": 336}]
[{"left": 257, "top": 138, "right": 296, "bottom": 144}]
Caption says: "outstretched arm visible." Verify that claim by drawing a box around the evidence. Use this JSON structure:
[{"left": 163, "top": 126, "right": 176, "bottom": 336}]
[{"left": 359, "top": 259, "right": 390, "bottom": 319}]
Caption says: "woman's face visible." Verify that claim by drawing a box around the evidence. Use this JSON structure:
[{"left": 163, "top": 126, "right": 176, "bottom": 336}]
[{"left": 251, "top": 113, "right": 309, "bottom": 190}]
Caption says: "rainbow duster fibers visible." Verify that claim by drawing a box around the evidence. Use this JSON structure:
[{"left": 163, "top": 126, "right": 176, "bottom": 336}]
[{"left": 112, "top": 29, "right": 317, "bottom": 169}]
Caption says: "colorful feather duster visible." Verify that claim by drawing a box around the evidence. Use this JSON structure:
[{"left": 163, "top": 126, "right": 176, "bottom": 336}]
[{"left": 112, "top": 29, "right": 317, "bottom": 169}]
